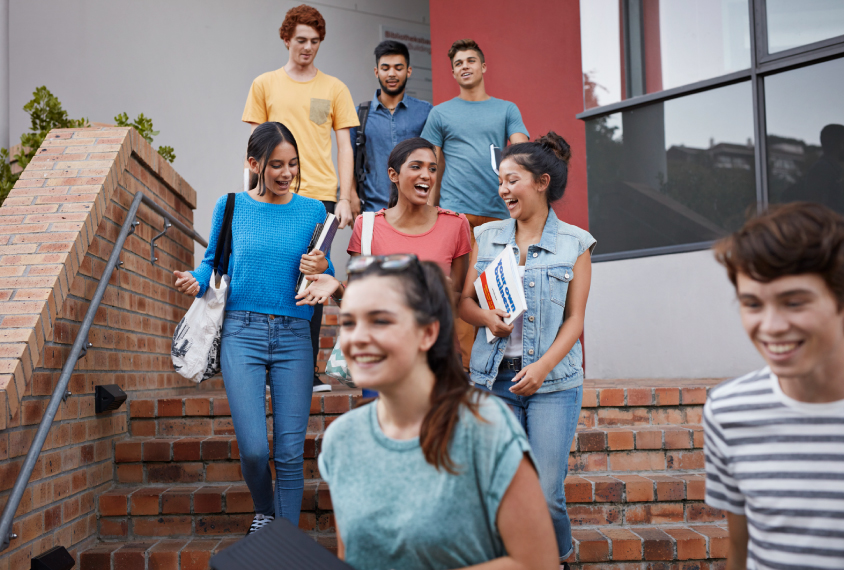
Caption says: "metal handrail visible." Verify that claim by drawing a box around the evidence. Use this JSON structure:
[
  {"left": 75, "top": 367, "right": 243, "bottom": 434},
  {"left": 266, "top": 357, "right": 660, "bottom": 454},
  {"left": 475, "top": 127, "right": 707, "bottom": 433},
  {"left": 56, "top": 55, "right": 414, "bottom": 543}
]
[{"left": 0, "top": 190, "right": 207, "bottom": 551}]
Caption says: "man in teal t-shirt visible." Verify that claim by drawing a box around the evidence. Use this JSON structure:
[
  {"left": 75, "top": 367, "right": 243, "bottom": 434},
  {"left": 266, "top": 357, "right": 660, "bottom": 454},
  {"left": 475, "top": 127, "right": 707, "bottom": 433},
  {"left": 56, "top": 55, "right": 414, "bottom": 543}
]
[
  {"left": 421, "top": 38, "right": 529, "bottom": 222},
  {"left": 421, "top": 38, "right": 528, "bottom": 369}
]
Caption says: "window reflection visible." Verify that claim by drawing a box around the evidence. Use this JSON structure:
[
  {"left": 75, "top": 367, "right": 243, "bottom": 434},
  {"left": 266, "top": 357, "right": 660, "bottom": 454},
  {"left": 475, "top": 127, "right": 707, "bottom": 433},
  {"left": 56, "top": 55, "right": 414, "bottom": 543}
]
[
  {"left": 766, "top": 0, "right": 844, "bottom": 53},
  {"left": 586, "top": 82, "right": 757, "bottom": 255},
  {"left": 580, "top": 0, "right": 750, "bottom": 110},
  {"left": 766, "top": 57, "right": 844, "bottom": 214}
]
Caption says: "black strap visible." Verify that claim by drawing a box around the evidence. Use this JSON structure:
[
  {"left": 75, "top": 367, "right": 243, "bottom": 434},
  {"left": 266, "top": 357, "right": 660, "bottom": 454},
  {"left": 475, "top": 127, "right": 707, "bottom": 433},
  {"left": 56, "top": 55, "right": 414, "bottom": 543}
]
[
  {"left": 354, "top": 102, "right": 372, "bottom": 199},
  {"left": 212, "top": 193, "right": 236, "bottom": 277}
]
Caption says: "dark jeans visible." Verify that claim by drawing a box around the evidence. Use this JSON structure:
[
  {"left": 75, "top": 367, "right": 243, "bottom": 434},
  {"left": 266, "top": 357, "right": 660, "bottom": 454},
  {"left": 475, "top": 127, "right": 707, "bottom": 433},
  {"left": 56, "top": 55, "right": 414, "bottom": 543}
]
[{"left": 310, "top": 200, "right": 336, "bottom": 373}]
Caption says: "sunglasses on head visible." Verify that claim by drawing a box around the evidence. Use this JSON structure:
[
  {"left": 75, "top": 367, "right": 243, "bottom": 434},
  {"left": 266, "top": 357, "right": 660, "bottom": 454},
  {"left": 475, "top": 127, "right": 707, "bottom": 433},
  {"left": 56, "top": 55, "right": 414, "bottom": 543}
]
[{"left": 347, "top": 254, "right": 422, "bottom": 277}]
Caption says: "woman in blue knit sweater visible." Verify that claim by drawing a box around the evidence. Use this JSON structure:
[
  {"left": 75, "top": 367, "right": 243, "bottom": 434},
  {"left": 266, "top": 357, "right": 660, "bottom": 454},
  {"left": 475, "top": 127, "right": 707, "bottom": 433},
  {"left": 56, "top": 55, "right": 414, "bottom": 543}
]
[{"left": 173, "top": 122, "right": 334, "bottom": 534}]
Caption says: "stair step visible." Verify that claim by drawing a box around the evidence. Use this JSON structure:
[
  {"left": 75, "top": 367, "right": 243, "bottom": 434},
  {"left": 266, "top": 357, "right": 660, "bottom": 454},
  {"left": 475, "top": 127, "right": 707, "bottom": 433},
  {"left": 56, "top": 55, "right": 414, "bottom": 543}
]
[{"left": 78, "top": 534, "right": 337, "bottom": 570}]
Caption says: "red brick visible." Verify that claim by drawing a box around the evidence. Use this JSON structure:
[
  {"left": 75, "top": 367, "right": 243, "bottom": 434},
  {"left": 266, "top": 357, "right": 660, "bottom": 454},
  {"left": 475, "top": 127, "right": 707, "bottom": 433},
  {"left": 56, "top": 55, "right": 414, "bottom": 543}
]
[
  {"left": 626, "top": 387, "right": 653, "bottom": 406},
  {"left": 173, "top": 438, "right": 201, "bottom": 461},
  {"left": 131, "top": 420, "right": 156, "bottom": 437},
  {"left": 130, "top": 400, "right": 154, "bottom": 418},
  {"left": 181, "top": 539, "right": 217, "bottom": 570},
  {"left": 157, "top": 398, "right": 182, "bottom": 416},
  {"left": 581, "top": 388, "right": 598, "bottom": 408},
  {"left": 680, "top": 474, "right": 706, "bottom": 501},
  {"left": 143, "top": 440, "right": 172, "bottom": 462},
  {"left": 606, "top": 429, "right": 634, "bottom": 450},
  {"left": 616, "top": 475, "right": 654, "bottom": 502},
  {"left": 681, "top": 386, "right": 708, "bottom": 405},
  {"left": 133, "top": 516, "right": 192, "bottom": 537},
  {"left": 116, "top": 464, "right": 143, "bottom": 483},
  {"left": 694, "top": 525, "right": 730, "bottom": 558},
  {"left": 114, "top": 440, "right": 142, "bottom": 463},
  {"left": 225, "top": 485, "right": 253, "bottom": 513},
  {"left": 567, "top": 505, "right": 621, "bottom": 526},
  {"left": 588, "top": 476, "right": 623, "bottom": 502},
  {"left": 664, "top": 427, "right": 692, "bottom": 449},
  {"left": 113, "top": 542, "right": 156, "bottom": 570},
  {"left": 185, "top": 398, "right": 211, "bottom": 416},
  {"left": 626, "top": 503, "right": 685, "bottom": 525},
  {"left": 205, "top": 463, "right": 241, "bottom": 482},
  {"left": 633, "top": 429, "right": 662, "bottom": 450},
  {"left": 201, "top": 438, "right": 230, "bottom": 461},
  {"left": 602, "top": 527, "right": 642, "bottom": 561},
  {"left": 650, "top": 475, "right": 685, "bottom": 501},
  {"left": 98, "top": 489, "right": 131, "bottom": 516},
  {"left": 159, "top": 419, "right": 212, "bottom": 437},
  {"left": 578, "top": 430, "right": 606, "bottom": 452},
  {"left": 608, "top": 451, "right": 665, "bottom": 472},
  {"left": 668, "top": 450, "right": 705, "bottom": 470},
  {"left": 99, "top": 518, "right": 128, "bottom": 538},
  {"left": 213, "top": 398, "right": 230, "bottom": 416},
  {"left": 149, "top": 539, "right": 188, "bottom": 570},
  {"left": 686, "top": 503, "right": 726, "bottom": 523},
  {"left": 598, "top": 388, "right": 624, "bottom": 406},
  {"left": 194, "top": 487, "right": 223, "bottom": 513},
  {"left": 565, "top": 477, "right": 593, "bottom": 503},
  {"left": 665, "top": 528, "right": 707, "bottom": 560},
  {"left": 322, "top": 394, "right": 350, "bottom": 414},
  {"left": 597, "top": 408, "right": 650, "bottom": 427},
  {"left": 130, "top": 487, "right": 166, "bottom": 515},
  {"left": 161, "top": 487, "right": 194, "bottom": 514},
  {"left": 655, "top": 387, "right": 680, "bottom": 406},
  {"left": 147, "top": 463, "right": 203, "bottom": 484},
  {"left": 79, "top": 544, "right": 120, "bottom": 568},
  {"left": 635, "top": 527, "right": 674, "bottom": 561},
  {"left": 213, "top": 417, "right": 234, "bottom": 435}
]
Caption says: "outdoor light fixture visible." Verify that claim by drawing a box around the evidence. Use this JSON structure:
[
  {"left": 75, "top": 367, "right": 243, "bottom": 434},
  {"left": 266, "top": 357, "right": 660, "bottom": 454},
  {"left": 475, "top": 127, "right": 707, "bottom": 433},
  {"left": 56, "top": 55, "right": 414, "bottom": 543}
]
[
  {"left": 94, "top": 384, "right": 127, "bottom": 414},
  {"left": 31, "top": 545, "right": 75, "bottom": 570}
]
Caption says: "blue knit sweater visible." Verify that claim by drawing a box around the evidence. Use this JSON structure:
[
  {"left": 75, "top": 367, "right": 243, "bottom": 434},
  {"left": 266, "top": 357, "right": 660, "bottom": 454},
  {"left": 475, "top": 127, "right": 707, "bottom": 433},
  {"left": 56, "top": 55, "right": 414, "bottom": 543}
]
[{"left": 191, "top": 192, "right": 334, "bottom": 321}]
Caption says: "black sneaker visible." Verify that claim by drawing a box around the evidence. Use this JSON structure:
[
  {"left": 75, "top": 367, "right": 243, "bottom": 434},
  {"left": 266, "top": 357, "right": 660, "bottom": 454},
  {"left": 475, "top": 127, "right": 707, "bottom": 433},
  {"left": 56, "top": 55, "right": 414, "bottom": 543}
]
[
  {"left": 313, "top": 375, "right": 331, "bottom": 393},
  {"left": 246, "top": 514, "right": 274, "bottom": 535}
]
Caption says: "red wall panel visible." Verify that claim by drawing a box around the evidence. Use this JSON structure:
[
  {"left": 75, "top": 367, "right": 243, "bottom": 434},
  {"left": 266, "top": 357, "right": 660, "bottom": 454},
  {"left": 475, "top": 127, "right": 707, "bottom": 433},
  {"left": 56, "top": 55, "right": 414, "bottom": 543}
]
[{"left": 428, "top": 0, "right": 589, "bottom": 229}]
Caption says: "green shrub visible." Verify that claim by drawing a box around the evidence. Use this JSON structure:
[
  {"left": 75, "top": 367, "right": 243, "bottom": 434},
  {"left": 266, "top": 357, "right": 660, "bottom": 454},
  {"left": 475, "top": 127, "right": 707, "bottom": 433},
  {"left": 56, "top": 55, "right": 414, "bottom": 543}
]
[{"left": 0, "top": 87, "right": 176, "bottom": 206}]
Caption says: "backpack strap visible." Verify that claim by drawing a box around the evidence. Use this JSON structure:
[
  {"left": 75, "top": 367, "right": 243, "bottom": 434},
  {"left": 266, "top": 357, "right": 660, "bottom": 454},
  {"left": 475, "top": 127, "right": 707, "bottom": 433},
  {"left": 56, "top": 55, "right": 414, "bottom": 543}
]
[
  {"left": 354, "top": 102, "right": 372, "bottom": 200},
  {"left": 213, "top": 193, "right": 236, "bottom": 277},
  {"left": 361, "top": 211, "right": 375, "bottom": 256}
]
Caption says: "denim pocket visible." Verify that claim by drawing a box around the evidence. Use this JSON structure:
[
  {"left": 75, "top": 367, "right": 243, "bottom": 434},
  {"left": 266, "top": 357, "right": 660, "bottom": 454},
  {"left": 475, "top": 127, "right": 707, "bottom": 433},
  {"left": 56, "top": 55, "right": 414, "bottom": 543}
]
[
  {"left": 221, "top": 317, "right": 246, "bottom": 338},
  {"left": 287, "top": 318, "right": 311, "bottom": 340},
  {"left": 548, "top": 265, "right": 574, "bottom": 307}
]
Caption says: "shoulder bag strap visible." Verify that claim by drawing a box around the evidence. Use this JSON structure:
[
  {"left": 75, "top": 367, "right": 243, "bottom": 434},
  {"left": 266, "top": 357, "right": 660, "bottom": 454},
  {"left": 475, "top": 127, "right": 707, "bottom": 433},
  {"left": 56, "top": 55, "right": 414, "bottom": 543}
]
[
  {"left": 361, "top": 212, "right": 375, "bottom": 256},
  {"left": 213, "top": 193, "right": 236, "bottom": 277},
  {"left": 354, "top": 102, "right": 372, "bottom": 194}
]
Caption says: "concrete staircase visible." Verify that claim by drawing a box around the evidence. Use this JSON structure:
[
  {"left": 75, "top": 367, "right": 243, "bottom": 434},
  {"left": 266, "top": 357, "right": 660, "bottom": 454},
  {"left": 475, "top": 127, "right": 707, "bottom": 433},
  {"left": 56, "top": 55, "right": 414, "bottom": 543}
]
[{"left": 78, "top": 379, "right": 728, "bottom": 570}]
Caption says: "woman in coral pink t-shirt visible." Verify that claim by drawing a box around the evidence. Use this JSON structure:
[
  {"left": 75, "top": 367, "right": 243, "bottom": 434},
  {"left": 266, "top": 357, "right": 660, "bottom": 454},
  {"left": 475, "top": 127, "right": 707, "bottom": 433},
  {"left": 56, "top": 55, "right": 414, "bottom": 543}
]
[{"left": 298, "top": 137, "right": 471, "bottom": 303}]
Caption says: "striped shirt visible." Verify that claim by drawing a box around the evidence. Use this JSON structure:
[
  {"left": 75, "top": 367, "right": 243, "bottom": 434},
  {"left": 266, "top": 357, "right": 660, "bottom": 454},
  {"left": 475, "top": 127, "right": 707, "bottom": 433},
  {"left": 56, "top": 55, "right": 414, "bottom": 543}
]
[{"left": 704, "top": 367, "right": 844, "bottom": 570}]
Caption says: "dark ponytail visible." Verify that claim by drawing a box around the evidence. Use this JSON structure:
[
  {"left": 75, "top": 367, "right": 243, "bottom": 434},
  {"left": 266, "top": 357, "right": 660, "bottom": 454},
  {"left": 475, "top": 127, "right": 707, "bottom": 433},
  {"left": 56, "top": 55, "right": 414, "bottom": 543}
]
[
  {"left": 350, "top": 260, "right": 482, "bottom": 473},
  {"left": 386, "top": 137, "right": 436, "bottom": 208},
  {"left": 247, "top": 122, "right": 301, "bottom": 195},
  {"left": 501, "top": 131, "right": 572, "bottom": 206}
]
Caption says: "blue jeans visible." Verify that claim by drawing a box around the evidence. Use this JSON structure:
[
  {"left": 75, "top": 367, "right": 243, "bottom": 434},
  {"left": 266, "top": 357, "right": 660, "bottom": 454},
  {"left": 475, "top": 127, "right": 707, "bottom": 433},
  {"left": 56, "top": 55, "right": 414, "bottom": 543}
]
[
  {"left": 221, "top": 311, "right": 313, "bottom": 524},
  {"left": 478, "top": 369, "right": 582, "bottom": 560}
]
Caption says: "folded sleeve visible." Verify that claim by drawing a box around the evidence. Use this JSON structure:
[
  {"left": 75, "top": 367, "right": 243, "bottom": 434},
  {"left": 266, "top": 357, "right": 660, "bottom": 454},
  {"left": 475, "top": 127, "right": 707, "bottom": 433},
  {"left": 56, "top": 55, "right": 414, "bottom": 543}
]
[
  {"left": 420, "top": 108, "right": 444, "bottom": 147},
  {"left": 242, "top": 77, "right": 269, "bottom": 124},
  {"left": 505, "top": 103, "right": 529, "bottom": 140},
  {"left": 332, "top": 82, "right": 360, "bottom": 130},
  {"left": 703, "top": 400, "right": 745, "bottom": 514}
]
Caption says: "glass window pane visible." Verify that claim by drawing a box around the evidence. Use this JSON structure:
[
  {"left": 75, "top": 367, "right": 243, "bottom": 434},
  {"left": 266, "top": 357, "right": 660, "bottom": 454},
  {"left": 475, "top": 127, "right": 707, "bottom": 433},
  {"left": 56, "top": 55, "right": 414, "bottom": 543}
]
[
  {"left": 766, "top": 0, "right": 844, "bottom": 54},
  {"left": 766, "top": 57, "right": 844, "bottom": 215},
  {"left": 586, "top": 82, "right": 756, "bottom": 255},
  {"left": 580, "top": 0, "right": 750, "bottom": 109}
]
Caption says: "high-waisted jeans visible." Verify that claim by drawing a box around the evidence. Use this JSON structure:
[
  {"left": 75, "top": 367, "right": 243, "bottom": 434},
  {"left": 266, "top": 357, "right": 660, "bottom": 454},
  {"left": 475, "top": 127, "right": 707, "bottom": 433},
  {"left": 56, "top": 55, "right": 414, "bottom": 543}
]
[
  {"left": 220, "top": 311, "right": 313, "bottom": 524},
  {"left": 478, "top": 369, "right": 582, "bottom": 560}
]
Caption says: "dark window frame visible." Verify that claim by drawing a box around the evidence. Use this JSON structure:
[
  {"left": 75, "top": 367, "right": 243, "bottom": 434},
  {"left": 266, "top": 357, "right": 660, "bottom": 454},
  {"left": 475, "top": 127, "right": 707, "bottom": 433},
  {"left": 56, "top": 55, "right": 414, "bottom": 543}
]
[{"left": 578, "top": 0, "right": 844, "bottom": 263}]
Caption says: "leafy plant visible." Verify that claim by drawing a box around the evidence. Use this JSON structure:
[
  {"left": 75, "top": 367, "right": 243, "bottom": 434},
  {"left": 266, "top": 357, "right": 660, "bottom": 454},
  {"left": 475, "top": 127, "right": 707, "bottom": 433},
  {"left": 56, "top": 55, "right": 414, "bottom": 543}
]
[
  {"left": 0, "top": 87, "right": 178, "bottom": 207},
  {"left": 0, "top": 86, "right": 89, "bottom": 201},
  {"left": 114, "top": 112, "right": 176, "bottom": 163}
]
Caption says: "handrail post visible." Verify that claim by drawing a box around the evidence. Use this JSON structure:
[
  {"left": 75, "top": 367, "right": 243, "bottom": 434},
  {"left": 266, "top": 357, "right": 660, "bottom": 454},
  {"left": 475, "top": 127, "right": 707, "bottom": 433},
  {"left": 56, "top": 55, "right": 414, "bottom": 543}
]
[{"left": 0, "top": 192, "right": 146, "bottom": 551}]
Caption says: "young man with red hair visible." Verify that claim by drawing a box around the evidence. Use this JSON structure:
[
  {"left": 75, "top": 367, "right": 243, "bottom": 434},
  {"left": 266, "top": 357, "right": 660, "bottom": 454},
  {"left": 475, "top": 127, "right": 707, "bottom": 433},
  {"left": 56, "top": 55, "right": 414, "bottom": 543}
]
[
  {"left": 243, "top": 4, "right": 360, "bottom": 392},
  {"left": 705, "top": 202, "right": 844, "bottom": 570}
]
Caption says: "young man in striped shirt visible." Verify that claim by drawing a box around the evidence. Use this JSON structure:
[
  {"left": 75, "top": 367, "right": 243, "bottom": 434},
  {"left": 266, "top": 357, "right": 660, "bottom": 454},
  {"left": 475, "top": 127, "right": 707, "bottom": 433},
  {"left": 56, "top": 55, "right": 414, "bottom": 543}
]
[{"left": 705, "top": 202, "right": 844, "bottom": 570}]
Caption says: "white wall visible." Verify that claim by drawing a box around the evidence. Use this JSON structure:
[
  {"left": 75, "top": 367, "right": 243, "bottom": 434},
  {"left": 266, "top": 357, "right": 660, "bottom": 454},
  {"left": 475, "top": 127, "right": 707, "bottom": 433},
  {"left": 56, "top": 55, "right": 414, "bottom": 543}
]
[
  {"left": 585, "top": 249, "right": 765, "bottom": 379},
  {"left": 8, "top": 0, "right": 431, "bottom": 276}
]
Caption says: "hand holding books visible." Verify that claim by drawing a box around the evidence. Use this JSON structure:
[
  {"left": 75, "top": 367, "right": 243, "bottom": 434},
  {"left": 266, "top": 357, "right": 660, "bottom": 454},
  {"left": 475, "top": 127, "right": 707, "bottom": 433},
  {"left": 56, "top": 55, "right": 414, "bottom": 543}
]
[
  {"left": 296, "top": 213, "right": 340, "bottom": 296},
  {"left": 472, "top": 246, "right": 527, "bottom": 342}
]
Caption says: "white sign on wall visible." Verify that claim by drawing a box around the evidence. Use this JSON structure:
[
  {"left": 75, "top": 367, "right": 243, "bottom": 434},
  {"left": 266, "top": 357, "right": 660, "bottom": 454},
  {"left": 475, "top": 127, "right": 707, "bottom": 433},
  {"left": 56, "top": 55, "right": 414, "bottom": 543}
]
[{"left": 379, "top": 26, "right": 433, "bottom": 103}]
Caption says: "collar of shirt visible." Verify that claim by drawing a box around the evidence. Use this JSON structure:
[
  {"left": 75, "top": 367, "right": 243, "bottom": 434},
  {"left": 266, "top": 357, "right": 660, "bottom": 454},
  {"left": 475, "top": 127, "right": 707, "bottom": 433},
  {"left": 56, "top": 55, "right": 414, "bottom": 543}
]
[{"left": 372, "top": 89, "right": 409, "bottom": 113}]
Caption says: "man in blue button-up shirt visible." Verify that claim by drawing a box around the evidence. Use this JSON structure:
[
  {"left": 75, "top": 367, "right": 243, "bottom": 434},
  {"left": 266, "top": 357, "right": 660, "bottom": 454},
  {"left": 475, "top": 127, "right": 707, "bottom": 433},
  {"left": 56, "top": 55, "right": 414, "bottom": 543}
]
[{"left": 350, "top": 40, "right": 433, "bottom": 212}]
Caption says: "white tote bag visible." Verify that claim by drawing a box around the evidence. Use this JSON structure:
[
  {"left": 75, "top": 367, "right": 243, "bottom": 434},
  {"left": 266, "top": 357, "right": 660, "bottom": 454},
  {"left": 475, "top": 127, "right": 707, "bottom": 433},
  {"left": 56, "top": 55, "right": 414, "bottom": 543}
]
[{"left": 171, "top": 272, "right": 230, "bottom": 383}]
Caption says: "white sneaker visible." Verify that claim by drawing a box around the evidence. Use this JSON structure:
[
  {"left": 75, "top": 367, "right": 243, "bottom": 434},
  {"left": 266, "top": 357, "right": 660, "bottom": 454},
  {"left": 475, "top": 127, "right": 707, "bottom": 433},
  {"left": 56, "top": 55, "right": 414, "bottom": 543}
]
[{"left": 246, "top": 514, "right": 274, "bottom": 535}]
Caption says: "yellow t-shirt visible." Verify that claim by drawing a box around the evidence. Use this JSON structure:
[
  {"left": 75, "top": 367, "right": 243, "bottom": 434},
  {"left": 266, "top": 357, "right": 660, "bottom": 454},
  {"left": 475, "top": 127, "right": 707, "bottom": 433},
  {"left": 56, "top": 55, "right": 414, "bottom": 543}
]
[{"left": 242, "top": 68, "right": 360, "bottom": 202}]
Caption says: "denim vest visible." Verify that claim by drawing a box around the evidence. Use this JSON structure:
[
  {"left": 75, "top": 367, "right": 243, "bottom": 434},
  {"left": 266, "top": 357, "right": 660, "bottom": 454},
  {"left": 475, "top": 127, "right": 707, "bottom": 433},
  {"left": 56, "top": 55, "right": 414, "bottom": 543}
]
[{"left": 469, "top": 210, "right": 596, "bottom": 393}]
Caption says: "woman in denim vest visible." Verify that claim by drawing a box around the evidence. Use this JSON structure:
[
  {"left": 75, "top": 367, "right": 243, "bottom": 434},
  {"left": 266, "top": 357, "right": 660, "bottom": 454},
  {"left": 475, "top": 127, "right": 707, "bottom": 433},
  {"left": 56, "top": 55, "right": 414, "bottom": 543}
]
[{"left": 459, "top": 132, "right": 595, "bottom": 565}]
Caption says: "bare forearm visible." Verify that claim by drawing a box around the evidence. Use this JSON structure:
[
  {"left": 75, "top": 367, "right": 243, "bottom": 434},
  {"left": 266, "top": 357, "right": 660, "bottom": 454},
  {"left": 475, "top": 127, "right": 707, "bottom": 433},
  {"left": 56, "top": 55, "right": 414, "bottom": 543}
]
[
  {"left": 536, "top": 315, "right": 583, "bottom": 371},
  {"left": 337, "top": 143, "right": 354, "bottom": 201},
  {"left": 458, "top": 296, "right": 489, "bottom": 328}
]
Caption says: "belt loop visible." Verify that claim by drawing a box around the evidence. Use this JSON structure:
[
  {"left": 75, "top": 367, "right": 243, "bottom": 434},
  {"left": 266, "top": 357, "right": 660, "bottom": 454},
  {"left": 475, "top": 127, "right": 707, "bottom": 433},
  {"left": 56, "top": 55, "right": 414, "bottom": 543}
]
[{"left": 245, "top": 311, "right": 250, "bottom": 326}]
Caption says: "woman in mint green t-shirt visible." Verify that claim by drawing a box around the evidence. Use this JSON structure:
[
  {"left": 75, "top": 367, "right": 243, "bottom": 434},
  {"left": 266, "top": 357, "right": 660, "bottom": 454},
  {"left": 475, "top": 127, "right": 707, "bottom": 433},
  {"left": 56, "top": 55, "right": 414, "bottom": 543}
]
[{"left": 317, "top": 255, "right": 558, "bottom": 570}]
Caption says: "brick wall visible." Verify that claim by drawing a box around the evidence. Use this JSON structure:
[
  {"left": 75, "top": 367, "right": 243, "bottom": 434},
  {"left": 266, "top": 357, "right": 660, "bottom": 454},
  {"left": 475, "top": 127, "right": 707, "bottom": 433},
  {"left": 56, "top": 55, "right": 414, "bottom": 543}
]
[{"left": 0, "top": 127, "right": 200, "bottom": 568}]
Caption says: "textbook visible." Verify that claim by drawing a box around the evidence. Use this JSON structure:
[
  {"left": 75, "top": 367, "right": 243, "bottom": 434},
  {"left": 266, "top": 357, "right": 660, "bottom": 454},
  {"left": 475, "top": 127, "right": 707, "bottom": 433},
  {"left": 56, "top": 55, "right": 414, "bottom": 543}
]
[
  {"left": 296, "top": 213, "right": 339, "bottom": 296},
  {"left": 473, "top": 245, "right": 527, "bottom": 343}
]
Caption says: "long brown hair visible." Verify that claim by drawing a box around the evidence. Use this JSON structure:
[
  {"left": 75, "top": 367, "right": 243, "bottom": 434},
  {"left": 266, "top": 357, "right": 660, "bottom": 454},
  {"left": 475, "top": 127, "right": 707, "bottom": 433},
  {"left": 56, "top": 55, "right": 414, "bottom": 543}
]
[{"left": 349, "top": 260, "right": 482, "bottom": 473}]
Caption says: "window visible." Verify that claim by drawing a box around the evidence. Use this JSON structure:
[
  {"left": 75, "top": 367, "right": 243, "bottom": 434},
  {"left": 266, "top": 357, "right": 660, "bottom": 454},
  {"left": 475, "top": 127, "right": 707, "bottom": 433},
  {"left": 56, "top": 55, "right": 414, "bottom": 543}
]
[{"left": 579, "top": 0, "right": 844, "bottom": 261}]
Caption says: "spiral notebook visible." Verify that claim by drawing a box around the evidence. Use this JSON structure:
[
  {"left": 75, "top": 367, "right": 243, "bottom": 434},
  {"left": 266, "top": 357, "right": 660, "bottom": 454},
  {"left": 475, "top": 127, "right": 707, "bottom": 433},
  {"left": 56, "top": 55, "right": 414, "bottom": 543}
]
[{"left": 209, "top": 517, "right": 352, "bottom": 570}]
